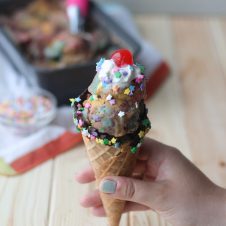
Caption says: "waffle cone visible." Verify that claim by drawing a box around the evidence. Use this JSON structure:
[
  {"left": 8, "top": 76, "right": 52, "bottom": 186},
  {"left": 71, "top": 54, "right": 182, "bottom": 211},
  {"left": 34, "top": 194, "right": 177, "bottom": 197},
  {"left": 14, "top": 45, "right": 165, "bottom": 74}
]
[{"left": 83, "top": 135, "right": 137, "bottom": 226}]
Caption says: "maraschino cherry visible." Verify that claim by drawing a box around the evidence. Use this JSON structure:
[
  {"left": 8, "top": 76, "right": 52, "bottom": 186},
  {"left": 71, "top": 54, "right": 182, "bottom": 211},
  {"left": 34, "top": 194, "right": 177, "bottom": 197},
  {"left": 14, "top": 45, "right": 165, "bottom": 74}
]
[{"left": 111, "top": 49, "right": 134, "bottom": 67}]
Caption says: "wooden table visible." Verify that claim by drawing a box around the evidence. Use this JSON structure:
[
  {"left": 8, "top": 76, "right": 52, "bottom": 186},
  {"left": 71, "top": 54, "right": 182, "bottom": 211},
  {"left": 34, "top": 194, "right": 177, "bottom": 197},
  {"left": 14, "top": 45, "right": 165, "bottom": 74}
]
[{"left": 1, "top": 16, "right": 226, "bottom": 226}]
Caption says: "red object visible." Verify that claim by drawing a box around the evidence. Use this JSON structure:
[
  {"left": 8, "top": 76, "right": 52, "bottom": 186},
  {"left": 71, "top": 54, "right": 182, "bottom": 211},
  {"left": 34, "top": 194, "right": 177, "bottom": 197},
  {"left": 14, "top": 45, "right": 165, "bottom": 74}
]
[
  {"left": 66, "top": 0, "right": 89, "bottom": 16},
  {"left": 111, "top": 49, "right": 134, "bottom": 67},
  {"left": 11, "top": 132, "right": 82, "bottom": 174}
]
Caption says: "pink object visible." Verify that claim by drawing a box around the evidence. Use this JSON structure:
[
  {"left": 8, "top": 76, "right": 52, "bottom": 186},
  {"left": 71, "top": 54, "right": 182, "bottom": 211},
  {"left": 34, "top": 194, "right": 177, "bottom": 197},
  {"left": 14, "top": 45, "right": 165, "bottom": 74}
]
[
  {"left": 78, "top": 119, "right": 84, "bottom": 126},
  {"left": 66, "top": 0, "right": 89, "bottom": 17},
  {"left": 109, "top": 99, "right": 116, "bottom": 105},
  {"left": 84, "top": 103, "right": 91, "bottom": 108}
]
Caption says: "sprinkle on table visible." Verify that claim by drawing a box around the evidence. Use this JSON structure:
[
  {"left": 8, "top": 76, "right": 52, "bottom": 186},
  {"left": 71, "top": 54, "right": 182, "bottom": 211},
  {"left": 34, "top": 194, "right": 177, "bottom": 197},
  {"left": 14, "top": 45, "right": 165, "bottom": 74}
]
[{"left": 118, "top": 111, "right": 125, "bottom": 117}]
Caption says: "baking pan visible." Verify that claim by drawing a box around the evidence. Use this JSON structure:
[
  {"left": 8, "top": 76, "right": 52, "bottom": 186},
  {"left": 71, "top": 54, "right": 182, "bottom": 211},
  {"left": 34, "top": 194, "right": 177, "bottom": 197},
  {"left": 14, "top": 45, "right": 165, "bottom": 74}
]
[
  {"left": 0, "top": 0, "right": 29, "bottom": 13},
  {"left": 0, "top": 1, "right": 141, "bottom": 105}
]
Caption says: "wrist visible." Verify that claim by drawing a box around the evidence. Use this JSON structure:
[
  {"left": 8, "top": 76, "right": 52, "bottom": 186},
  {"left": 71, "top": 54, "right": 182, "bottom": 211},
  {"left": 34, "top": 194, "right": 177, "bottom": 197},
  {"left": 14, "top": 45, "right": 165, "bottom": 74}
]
[
  {"left": 219, "top": 187, "right": 226, "bottom": 217},
  {"left": 195, "top": 184, "right": 226, "bottom": 226},
  {"left": 210, "top": 186, "right": 226, "bottom": 226}
]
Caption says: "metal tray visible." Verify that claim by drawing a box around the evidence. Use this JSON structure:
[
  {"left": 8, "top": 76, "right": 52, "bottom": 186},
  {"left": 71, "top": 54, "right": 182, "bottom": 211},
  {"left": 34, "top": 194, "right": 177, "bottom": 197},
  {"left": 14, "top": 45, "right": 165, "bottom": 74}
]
[{"left": 0, "top": 1, "right": 141, "bottom": 105}]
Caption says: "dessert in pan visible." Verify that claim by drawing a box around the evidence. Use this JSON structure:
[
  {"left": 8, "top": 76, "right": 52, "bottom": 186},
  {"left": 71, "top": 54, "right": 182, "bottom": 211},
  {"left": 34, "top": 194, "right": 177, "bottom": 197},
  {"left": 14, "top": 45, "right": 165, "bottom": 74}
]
[{"left": 0, "top": 0, "right": 112, "bottom": 69}]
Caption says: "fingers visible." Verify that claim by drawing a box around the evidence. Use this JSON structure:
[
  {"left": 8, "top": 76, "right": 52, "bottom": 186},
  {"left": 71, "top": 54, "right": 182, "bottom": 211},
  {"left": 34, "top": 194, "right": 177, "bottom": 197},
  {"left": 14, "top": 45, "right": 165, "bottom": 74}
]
[
  {"left": 75, "top": 138, "right": 169, "bottom": 184},
  {"left": 75, "top": 166, "right": 95, "bottom": 183},
  {"left": 80, "top": 189, "right": 150, "bottom": 217},
  {"left": 75, "top": 160, "right": 146, "bottom": 184},
  {"left": 91, "top": 202, "right": 149, "bottom": 217},
  {"left": 91, "top": 206, "right": 105, "bottom": 217},
  {"left": 80, "top": 190, "right": 102, "bottom": 207},
  {"left": 99, "top": 176, "right": 166, "bottom": 209},
  {"left": 125, "top": 202, "right": 150, "bottom": 212},
  {"left": 133, "top": 160, "right": 146, "bottom": 175},
  {"left": 139, "top": 138, "right": 169, "bottom": 161}
]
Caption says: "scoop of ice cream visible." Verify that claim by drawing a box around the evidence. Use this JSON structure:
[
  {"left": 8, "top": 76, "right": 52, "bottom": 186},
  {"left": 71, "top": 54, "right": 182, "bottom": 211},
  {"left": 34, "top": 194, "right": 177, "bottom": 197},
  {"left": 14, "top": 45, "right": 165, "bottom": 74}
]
[{"left": 81, "top": 95, "right": 141, "bottom": 137}]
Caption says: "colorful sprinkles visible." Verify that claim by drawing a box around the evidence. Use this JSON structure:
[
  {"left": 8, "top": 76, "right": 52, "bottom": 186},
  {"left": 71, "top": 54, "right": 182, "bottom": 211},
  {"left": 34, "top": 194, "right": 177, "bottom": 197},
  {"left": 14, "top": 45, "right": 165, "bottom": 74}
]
[
  {"left": 124, "top": 88, "right": 130, "bottom": 95},
  {"left": 118, "top": 111, "right": 125, "bottom": 118},
  {"left": 0, "top": 95, "right": 53, "bottom": 125}
]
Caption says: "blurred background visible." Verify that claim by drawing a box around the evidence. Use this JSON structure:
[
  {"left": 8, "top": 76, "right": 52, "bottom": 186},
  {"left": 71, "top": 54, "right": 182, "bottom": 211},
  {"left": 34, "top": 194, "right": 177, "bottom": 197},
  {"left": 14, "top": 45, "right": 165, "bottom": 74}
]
[
  {"left": 96, "top": 0, "right": 226, "bottom": 14},
  {"left": 0, "top": 0, "right": 170, "bottom": 175}
]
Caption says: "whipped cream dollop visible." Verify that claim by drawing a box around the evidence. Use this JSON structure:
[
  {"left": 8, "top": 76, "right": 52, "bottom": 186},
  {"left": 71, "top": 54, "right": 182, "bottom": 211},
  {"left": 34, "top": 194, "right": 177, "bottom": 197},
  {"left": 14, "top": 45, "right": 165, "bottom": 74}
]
[{"left": 89, "top": 58, "right": 143, "bottom": 95}]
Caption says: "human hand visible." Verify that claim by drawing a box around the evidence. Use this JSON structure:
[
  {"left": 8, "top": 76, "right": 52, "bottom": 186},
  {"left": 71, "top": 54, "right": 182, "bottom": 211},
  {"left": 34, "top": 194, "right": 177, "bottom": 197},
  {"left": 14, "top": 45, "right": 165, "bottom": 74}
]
[{"left": 75, "top": 138, "right": 226, "bottom": 226}]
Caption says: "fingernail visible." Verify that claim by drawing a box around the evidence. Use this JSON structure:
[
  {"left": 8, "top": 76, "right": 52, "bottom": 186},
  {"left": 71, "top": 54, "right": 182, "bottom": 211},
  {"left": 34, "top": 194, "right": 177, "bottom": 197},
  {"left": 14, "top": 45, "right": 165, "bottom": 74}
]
[{"left": 100, "top": 179, "right": 117, "bottom": 194}]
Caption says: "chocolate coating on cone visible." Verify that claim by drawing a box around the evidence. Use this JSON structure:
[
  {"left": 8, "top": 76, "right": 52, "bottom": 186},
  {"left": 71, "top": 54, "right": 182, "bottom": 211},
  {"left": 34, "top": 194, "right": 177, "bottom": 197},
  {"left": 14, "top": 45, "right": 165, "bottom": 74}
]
[{"left": 73, "top": 89, "right": 151, "bottom": 150}]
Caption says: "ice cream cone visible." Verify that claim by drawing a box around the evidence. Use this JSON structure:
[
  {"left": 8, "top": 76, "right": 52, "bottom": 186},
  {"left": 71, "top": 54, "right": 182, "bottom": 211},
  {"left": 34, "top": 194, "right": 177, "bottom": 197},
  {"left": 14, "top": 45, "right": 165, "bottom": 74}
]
[
  {"left": 72, "top": 49, "right": 151, "bottom": 226},
  {"left": 83, "top": 135, "right": 138, "bottom": 226}
]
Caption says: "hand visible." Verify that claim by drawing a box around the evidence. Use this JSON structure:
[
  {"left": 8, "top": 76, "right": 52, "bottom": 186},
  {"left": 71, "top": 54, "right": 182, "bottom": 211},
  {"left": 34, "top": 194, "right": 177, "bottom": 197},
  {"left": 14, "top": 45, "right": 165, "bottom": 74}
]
[{"left": 75, "top": 138, "right": 226, "bottom": 226}]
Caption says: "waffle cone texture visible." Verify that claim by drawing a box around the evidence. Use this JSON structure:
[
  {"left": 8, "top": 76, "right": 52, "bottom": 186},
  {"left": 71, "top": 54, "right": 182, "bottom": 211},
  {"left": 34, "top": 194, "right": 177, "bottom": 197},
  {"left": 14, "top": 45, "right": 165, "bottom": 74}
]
[{"left": 83, "top": 135, "right": 138, "bottom": 226}]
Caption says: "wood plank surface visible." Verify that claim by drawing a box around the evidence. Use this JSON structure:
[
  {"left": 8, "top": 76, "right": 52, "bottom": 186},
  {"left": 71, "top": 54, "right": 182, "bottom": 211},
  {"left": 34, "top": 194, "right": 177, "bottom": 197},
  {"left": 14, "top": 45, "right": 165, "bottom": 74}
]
[{"left": 0, "top": 16, "right": 226, "bottom": 226}]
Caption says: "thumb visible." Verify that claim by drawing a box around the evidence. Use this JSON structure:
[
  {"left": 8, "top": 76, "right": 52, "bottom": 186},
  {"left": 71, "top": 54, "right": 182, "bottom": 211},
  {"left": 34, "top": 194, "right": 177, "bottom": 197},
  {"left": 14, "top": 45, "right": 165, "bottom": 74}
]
[{"left": 99, "top": 176, "right": 166, "bottom": 208}]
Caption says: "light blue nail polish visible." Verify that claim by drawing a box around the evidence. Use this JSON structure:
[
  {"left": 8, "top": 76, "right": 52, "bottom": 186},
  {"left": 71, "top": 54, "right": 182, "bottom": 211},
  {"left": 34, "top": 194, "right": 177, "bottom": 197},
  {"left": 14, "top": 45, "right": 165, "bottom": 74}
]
[{"left": 100, "top": 180, "right": 117, "bottom": 194}]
